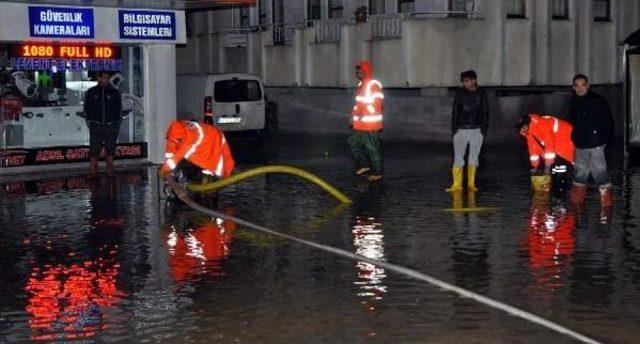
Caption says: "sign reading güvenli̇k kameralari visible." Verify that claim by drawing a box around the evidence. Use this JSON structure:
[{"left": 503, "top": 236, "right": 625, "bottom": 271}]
[
  {"left": 28, "top": 6, "right": 94, "bottom": 38},
  {"left": 119, "top": 10, "right": 176, "bottom": 40}
]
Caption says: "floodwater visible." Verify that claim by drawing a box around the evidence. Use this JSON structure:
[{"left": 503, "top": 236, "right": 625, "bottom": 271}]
[{"left": 1, "top": 132, "right": 639, "bottom": 343}]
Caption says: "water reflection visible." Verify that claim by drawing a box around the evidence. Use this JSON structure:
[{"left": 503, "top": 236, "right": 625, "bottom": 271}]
[
  {"left": 450, "top": 191, "right": 490, "bottom": 290},
  {"left": 163, "top": 206, "right": 236, "bottom": 282},
  {"left": 525, "top": 194, "right": 575, "bottom": 294},
  {"left": 25, "top": 176, "right": 126, "bottom": 341},
  {"left": 351, "top": 185, "right": 387, "bottom": 313}
]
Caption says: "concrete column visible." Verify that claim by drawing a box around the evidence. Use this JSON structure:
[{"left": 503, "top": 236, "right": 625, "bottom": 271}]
[
  {"left": 402, "top": 19, "right": 413, "bottom": 87},
  {"left": 294, "top": 28, "right": 305, "bottom": 86},
  {"left": 218, "top": 35, "right": 226, "bottom": 73},
  {"left": 484, "top": 0, "right": 504, "bottom": 85},
  {"left": 304, "top": 28, "right": 313, "bottom": 86},
  {"left": 247, "top": 31, "right": 262, "bottom": 77},
  {"left": 143, "top": 44, "right": 176, "bottom": 164},
  {"left": 575, "top": 0, "right": 593, "bottom": 75},
  {"left": 339, "top": 24, "right": 353, "bottom": 87},
  {"left": 532, "top": 0, "right": 551, "bottom": 84}
]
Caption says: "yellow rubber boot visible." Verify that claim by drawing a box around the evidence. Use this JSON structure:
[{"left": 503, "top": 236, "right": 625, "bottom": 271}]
[
  {"left": 468, "top": 166, "right": 478, "bottom": 192},
  {"left": 446, "top": 167, "right": 463, "bottom": 192}
]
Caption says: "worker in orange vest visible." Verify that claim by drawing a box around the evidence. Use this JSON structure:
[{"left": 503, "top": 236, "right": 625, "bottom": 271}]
[
  {"left": 348, "top": 60, "right": 384, "bottom": 182},
  {"left": 517, "top": 113, "right": 574, "bottom": 196},
  {"left": 160, "top": 120, "right": 235, "bottom": 180}
]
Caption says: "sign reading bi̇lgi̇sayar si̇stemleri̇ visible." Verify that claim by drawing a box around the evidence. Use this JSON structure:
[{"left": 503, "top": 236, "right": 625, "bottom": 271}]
[{"left": 119, "top": 10, "right": 176, "bottom": 40}]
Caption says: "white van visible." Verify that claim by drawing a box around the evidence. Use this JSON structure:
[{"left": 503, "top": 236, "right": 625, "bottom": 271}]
[{"left": 176, "top": 73, "right": 266, "bottom": 134}]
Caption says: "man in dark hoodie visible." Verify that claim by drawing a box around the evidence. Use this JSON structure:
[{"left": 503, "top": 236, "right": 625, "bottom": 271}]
[
  {"left": 84, "top": 72, "right": 122, "bottom": 177},
  {"left": 446, "top": 70, "right": 489, "bottom": 192},
  {"left": 567, "top": 74, "right": 614, "bottom": 207}
]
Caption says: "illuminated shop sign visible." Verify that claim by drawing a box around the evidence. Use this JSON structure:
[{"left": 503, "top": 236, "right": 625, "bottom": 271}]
[
  {"left": 19, "top": 44, "right": 116, "bottom": 59},
  {"left": 28, "top": 6, "right": 94, "bottom": 38},
  {"left": 10, "top": 43, "right": 122, "bottom": 71},
  {"left": 0, "top": 143, "right": 147, "bottom": 167},
  {"left": 118, "top": 10, "right": 176, "bottom": 40}
]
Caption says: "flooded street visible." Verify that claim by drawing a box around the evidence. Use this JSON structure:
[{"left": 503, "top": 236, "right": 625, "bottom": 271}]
[{"left": 1, "top": 132, "right": 639, "bottom": 343}]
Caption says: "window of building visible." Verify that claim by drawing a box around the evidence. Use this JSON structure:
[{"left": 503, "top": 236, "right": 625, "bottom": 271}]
[
  {"left": 273, "top": 0, "right": 284, "bottom": 24},
  {"left": 307, "top": 0, "right": 321, "bottom": 20},
  {"left": 329, "top": 0, "right": 343, "bottom": 19},
  {"left": 448, "top": 0, "right": 475, "bottom": 18},
  {"left": 593, "top": 0, "right": 610, "bottom": 21},
  {"left": 258, "top": 0, "right": 267, "bottom": 26},
  {"left": 398, "top": 0, "right": 415, "bottom": 13},
  {"left": 552, "top": 0, "right": 569, "bottom": 19},
  {"left": 369, "top": 0, "right": 385, "bottom": 15},
  {"left": 505, "top": 0, "right": 526, "bottom": 19},
  {"left": 239, "top": 6, "right": 250, "bottom": 27}
]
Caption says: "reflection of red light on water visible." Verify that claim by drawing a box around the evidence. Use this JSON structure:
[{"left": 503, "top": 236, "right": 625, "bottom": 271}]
[
  {"left": 25, "top": 259, "right": 124, "bottom": 341},
  {"left": 166, "top": 210, "right": 236, "bottom": 282},
  {"left": 526, "top": 206, "right": 575, "bottom": 291}
]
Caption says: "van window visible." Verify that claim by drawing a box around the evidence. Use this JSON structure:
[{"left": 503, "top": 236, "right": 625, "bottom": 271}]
[{"left": 214, "top": 80, "right": 262, "bottom": 103}]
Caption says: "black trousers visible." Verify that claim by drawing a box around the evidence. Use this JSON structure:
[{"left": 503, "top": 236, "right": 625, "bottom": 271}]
[
  {"left": 89, "top": 123, "right": 120, "bottom": 158},
  {"left": 550, "top": 156, "right": 573, "bottom": 197}
]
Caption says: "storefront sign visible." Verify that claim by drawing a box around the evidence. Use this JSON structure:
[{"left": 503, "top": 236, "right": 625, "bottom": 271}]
[
  {"left": 28, "top": 6, "right": 94, "bottom": 39},
  {"left": 19, "top": 44, "right": 115, "bottom": 59},
  {"left": 119, "top": 10, "right": 176, "bottom": 40},
  {"left": 10, "top": 58, "right": 122, "bottom": 72},
  {"left": 0, "top": 143, "right": 147, "bottom": 167}
]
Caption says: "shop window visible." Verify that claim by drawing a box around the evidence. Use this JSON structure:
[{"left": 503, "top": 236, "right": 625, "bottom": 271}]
[
  {"left": 0, "top": 43, "right": 144, "bottom": 150},
  {"left": 398, "top": 0, "right": 415, "bottom": 13},
  {"left": 308, "top": 0, "right": 321, "bottom": 21},
  {"left": 593, "top": 0, "right": 610, "bottom": 21},
  {"left": 329, "top": 0, "right": 343, "bottom": 19},
  {"left": 552, "top": 0, "right": 569, "bottom": 19},
  {"left": 505, "top": 0, "right": 526, "bottom": 19},
  {"left": 448, "top": 0, "right": 476, "bottom": 18}
]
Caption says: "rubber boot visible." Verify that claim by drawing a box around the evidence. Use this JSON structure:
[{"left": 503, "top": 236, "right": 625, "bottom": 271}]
[
  {"left": 88, "top": 157, "right": 98, "bottom": 178},
  {"left": 451, "top": 190, "right": 463, "bottom": 210},
  {"left": 569, "top": 183, "right": 586, "bottom": 206},
  {"left": 599, "top": 186, "right": 613, "bottom": 208},
  {"left": 467, "top": 166, "right": 478, "bottom": 192},
  {"left": 446, "top": 167, "right": 463, "bottom": 192},
  {"left": 106, "top": 156, "right": 114, "bottom": 177}
]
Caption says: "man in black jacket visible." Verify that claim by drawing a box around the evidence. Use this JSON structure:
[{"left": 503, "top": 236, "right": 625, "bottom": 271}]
[
  {"left": 567, "top": 74, "right": 614, "bottom": 207},
  {"left": 84, "top": 72, "right": 122, "bottom": 176},
  {"left": 446, "top": 70, "right": 489, "bottom": 192}
]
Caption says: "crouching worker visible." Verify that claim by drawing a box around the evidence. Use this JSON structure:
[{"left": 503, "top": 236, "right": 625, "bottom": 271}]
[
  {"left": 160, "top": 120, "right": 235, "bottom": 183},
  {"left": 517, "top": 114, "right": 574, "bottom": 196}
]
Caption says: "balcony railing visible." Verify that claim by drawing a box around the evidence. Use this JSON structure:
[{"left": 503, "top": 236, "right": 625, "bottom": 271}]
[
  {"left": 313, "top": 19, "right": 342, "bottom": 43},
  {"left": 370, "top": 14, "right": 405, "bottom": 39}
]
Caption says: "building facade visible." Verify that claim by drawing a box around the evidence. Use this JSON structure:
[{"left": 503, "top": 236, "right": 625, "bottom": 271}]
[{"left": 177, "top": 0, "right": 640, "bottom": 142}]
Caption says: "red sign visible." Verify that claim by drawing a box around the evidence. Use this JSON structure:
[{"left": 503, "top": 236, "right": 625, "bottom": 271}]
[
  {"left": 1, "top": 96, "right": 22, "bottom": 121},
  {"left": 19, "top": 44, "right": 116, "bottom": 59}
]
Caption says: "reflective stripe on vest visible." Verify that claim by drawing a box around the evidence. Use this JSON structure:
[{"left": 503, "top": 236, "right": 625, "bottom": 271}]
[{"left": 184, "top": 122, "right": 204, "bottom": 159}]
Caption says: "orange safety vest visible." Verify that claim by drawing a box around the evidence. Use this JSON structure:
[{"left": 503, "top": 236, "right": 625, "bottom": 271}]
[
  {"left": 522, "top": 114, "right": 574, "bottom": 168},
  {"left": 162, "top": 120, "right": 235, "bottom": 178},
  {"left": 351, "top": 60, "right": 384, "bottom": 131}
]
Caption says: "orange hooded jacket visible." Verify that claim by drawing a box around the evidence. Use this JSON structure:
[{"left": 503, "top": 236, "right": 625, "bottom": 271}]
[
  {"left": 521, "top": 114, "right": 574, "bottom": 169},
  {"left": 161, "top": 120, "right": 235, "bottom": 178},
  {"left": 351, "top": 60, "right": 384, "bottom": 131}
]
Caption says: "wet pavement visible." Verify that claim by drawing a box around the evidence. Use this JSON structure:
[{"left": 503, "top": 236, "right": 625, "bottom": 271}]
[{"left": 1, "top": 132, "right": 639, "bottom": 343}]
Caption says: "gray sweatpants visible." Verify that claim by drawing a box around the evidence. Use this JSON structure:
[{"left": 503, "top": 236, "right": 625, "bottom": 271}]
[
  {"left": 573, "top": 145, "right": 611, "bottom": 187},
  {"left": 453, "top": 128, "right": 484, "bottom": 167}
]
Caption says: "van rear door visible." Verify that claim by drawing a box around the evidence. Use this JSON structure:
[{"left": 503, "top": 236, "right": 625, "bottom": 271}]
[{"left": 212, "top": 78, "right": 265, "bottom": 132}]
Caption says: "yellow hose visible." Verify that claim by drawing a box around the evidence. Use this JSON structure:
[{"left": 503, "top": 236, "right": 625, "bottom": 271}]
[{"left": 187, "top": 165, "right": 352, "bottom": 203}]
